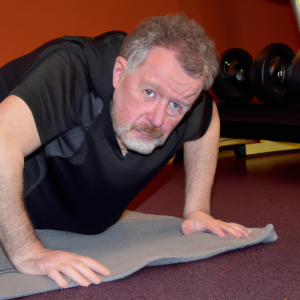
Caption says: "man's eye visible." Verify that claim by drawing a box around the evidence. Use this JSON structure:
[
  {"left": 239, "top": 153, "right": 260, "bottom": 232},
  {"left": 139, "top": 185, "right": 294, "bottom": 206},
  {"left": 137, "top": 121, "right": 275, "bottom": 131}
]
[
  {"left": 145, "top": 89, "right": 155, "bottom": 97},
  {"left": 170, "top": 102, "right": 181, "bottom": 110}
]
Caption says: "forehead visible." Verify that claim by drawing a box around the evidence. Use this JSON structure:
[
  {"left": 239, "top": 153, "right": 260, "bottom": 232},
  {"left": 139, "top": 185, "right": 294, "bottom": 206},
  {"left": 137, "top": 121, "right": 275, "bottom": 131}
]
[{"left": 130, "top": 47, "right": 203, "bottom": 100}]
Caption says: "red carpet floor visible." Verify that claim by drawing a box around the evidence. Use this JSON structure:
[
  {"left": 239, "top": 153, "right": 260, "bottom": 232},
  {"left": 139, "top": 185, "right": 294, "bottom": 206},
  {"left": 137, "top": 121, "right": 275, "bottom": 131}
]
[{"left": 16, "top": 150, "right": 300, "bottom": 300}]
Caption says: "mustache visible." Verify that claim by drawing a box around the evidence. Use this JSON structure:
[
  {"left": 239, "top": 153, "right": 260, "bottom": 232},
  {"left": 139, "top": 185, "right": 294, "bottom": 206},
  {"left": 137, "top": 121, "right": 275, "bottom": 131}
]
[{"left": 132, "top": 123, "right": 164, "bottom": 139}]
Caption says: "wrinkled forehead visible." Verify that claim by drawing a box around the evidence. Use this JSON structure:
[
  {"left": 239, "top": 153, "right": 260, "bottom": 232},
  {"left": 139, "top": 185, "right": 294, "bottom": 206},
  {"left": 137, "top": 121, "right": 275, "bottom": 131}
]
[
  {"left": 140, "top": 45, "right": 201, "bottom": 77},
  {"left": 135, "top": 47, "right": 202, "bottom": 81},
  {"left": 143, "top": 48, "right": 203, "bottom": 93}
]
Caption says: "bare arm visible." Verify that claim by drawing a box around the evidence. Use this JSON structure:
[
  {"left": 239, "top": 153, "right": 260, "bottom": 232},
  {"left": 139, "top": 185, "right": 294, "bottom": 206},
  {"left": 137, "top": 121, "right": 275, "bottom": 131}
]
[
  {"left": 0, "top": 95, "right": 41, "bottom": 261},
  {"left": 181, "top": 101, "right": 252, "bottom": 237},
  {"left": 0, "top": 95, "right": 110, "bottom": 287}
]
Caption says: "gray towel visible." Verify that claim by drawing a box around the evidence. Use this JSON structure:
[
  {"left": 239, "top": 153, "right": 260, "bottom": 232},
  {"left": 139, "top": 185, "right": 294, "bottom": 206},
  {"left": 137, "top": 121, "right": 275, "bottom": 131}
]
[{"left": 0, "top": 212, "right": 277, "bottom": 300}]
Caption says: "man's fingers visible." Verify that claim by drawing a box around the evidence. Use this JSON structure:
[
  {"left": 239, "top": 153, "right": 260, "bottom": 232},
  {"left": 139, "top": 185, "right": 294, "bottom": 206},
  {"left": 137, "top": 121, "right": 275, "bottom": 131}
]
[
  {"left": 59, "top": 264, "right": 91, "bottom": 287},
  {"left": 181, "top": 219, "right": 193, "bottom": 235},
  {"left": 203, "top": 222, "right": 227, "bottom": 238},
  {"left": 218, "top": 222, "right": 244, "bottom": 238},
  {"left": 56, "top": 255, "right": 110, "bottom": 287},
  {"left": 218, "top": 222, "right": 254, "bottom": 238},
  {"left": 69, "top": 260, "right": 102, "bottom": 285},
  {"left": 199, "top": 221, "right": 244, "bottom": 238},
  {"left": 227, "top": 223, "right": 253, "bottom": 237},
  {"left": 181, "top": 219, "right": 227, "bottom": 238},
  {"left": 181, "top": 219, "right": 207, "bottom": 235},
  {"left": 47, "top": 268, "right": 70, "bottom": 288},
  {"left": 78, "top": 256, "right": 110, "bottom": 277},
  {"left": 182, "top": 211, "right": 253, "bottom": 239}
]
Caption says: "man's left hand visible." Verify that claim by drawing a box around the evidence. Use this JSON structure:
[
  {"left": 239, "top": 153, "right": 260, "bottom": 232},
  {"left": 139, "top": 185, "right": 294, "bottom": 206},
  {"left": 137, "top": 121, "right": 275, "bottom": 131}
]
[{"left": 181, "top": 211, "right": 253, "bottom": 238}]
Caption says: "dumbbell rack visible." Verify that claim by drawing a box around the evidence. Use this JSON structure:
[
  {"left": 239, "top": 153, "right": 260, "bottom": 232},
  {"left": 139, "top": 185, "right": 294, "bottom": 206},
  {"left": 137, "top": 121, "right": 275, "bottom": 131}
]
[
  {"left": 216, "top": 1, "right": 300, "bottom": 158},
  {"left": 218, "top": 102, "right": 300, "bottom": 158},
  {"left": 219, "top": 138, "right": 300, "bottom": 158}
]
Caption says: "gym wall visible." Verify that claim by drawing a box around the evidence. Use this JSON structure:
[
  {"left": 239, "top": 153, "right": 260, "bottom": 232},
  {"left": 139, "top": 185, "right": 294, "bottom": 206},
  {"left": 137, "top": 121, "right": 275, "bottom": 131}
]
[
  {"left": 180, "top": 0, "right": 300, "bottom": 58},
  {"left": 0, "top": 0, "right": 180, "bottom": 67},
  {"left": 2, "top": 0, "right": 298, "bottom": 66},
  {"left": 179, "top": 0, "right": 300, "bottom": 103}
]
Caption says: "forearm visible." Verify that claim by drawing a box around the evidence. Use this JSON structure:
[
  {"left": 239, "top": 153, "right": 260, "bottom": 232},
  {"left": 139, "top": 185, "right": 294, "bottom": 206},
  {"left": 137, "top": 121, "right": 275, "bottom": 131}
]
[
  {"left": 0, "top": 135, "right": 42, "bottom": 265},
  {"left": 183, "top": 102, "right": 220, "bottom": 217},
  {"left": 181, "top": 104, "right": 252, "bottom": 238},
  {"left": 183, "top": 141, "right": 218, "bottom": 216}
]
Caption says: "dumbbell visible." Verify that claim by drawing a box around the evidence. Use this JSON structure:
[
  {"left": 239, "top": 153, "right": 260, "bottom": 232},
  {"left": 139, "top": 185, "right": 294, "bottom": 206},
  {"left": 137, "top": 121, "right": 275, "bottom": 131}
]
[
  {"left": 212, "top": 48, "right": 254, "bottom": 104},
  {"left": 252, "top": 43, "right": 296, "bottom": 104},
  {"left": 213, "top": 44, "right": 300, "bottom": 105}
]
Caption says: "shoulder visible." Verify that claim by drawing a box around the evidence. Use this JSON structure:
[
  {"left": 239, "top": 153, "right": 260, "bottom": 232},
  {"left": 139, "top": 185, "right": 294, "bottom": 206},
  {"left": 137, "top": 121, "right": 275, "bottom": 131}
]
[{"left": 175, "top": 91, "right": 213, "bottom": 142}]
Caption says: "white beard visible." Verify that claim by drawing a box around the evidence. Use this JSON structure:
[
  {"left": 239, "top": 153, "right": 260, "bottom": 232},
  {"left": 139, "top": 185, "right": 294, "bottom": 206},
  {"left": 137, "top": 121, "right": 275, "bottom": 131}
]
[{"left": 111, "top": 106, "right": 167, "bottom": 155}]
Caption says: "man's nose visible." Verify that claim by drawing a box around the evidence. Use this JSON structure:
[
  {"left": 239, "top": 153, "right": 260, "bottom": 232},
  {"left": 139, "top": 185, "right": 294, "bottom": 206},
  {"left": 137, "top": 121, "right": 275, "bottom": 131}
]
[{"left": 146, "top": 101, "right": 167, "bottom": 128}]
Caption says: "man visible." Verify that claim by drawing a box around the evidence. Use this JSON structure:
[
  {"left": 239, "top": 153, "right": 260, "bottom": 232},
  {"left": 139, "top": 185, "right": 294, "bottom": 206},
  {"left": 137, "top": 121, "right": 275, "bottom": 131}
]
[{"left": 0, "top": 14, "right": 252, "bottom": 288}]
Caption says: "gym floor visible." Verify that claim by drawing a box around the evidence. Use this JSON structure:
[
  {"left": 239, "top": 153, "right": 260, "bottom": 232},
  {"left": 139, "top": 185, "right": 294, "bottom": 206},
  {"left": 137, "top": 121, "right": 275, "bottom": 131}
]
[{"left": 17, "top": 149, "right": 300, "bottom": 300}]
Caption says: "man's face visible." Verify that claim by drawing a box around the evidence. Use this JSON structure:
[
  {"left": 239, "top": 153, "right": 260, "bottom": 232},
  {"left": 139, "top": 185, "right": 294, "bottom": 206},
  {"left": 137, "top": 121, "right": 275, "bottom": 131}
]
[{"left": 112, "top": 47, "right": 204, "bottom": 155}]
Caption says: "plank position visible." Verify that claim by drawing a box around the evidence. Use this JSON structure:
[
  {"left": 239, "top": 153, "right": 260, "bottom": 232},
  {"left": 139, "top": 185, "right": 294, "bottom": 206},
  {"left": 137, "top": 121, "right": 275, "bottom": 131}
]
[{"left": 0, "top": 14, "right": 252, "bottom": 288}]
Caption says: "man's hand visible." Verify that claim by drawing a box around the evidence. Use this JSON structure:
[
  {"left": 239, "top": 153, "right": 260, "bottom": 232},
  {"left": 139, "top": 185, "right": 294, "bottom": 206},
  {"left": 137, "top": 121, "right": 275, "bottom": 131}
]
[
  {"left": 13, "top": 244, "right": 110, "bottom": 288},
  {"left": 181, "top": 211, "right": 253, "bottom": 238}
]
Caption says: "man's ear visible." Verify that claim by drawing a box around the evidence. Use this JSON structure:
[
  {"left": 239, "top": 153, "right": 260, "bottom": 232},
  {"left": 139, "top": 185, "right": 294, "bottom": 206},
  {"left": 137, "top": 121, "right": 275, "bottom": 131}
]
[{"left": 112, "top": 56, "right": 127, "bottom": 88}]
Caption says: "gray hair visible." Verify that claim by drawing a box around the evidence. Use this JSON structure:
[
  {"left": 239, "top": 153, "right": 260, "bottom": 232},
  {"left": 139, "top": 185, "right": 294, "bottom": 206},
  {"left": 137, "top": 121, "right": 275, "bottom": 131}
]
[{"left": 120, "top": 13, "right": 219, "bottom": 90}]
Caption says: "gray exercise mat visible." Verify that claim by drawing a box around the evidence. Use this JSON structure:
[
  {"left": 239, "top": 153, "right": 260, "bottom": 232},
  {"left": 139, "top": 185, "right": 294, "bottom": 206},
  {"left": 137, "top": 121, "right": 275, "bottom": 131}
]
[{"left": 0, "top": 212, "right": 277, "bottom": 300}]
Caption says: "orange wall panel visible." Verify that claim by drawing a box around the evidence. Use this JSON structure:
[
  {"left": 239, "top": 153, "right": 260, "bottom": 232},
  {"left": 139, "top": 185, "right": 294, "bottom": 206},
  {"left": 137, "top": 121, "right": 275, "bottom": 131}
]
[
  {"left": 179, "top": 0, "right": 300, "bottom": 57},
  {"left": 0, "top": 0, "right": 180, "bottom": 67}
]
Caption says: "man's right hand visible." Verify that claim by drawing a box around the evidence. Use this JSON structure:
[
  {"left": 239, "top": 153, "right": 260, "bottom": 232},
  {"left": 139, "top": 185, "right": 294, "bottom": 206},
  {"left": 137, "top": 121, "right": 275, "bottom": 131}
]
[{"left": 12, "top": 243, "right": 111, "bottom": 288}]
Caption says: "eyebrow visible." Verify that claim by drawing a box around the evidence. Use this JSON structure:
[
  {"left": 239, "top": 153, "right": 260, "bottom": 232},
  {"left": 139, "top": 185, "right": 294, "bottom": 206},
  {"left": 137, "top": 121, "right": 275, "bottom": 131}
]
[
  {"left": 183, "top": 92, "right": 199, "bottom": 99},
  {"left": 177, "top": 99, "right": 193, "bottom": 110},
  {"left": 140, "top": 83, "right": 199, "bottom": 109}
]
